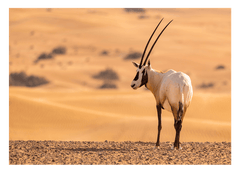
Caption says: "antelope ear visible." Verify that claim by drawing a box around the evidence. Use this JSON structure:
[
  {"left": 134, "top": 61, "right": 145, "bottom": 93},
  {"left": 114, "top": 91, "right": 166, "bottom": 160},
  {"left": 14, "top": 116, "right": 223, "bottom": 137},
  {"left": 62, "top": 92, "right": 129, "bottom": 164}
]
[
  {"left": 132, "top": 62, "right": 139, "bottom": 68},
  {"left": 147, "top": 60, "right": 151, "bottom": 68}
]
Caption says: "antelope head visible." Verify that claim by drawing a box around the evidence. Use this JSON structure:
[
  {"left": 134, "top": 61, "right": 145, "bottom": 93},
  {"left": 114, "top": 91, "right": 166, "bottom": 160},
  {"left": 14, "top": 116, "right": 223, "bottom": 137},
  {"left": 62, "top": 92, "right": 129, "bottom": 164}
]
[{"left": 131, "top": 18, "right": 173, "bottom": 89}]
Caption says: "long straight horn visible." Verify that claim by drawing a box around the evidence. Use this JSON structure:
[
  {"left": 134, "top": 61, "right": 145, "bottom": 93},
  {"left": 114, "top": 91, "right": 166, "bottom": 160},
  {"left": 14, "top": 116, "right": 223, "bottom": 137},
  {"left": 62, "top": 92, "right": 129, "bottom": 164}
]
[
  {"left": 143, "top": 20, "right": 173, "bottom": 66},
  {"left": 139, "top": 18, "right": 164, "bottom": 68}
]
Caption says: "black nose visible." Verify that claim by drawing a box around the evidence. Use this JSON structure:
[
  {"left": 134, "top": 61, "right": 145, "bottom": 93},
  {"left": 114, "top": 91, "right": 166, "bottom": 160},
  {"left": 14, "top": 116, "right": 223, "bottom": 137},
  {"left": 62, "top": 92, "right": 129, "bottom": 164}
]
[{"left": 131, "top": 84, "right": 135, "bottom": 88}]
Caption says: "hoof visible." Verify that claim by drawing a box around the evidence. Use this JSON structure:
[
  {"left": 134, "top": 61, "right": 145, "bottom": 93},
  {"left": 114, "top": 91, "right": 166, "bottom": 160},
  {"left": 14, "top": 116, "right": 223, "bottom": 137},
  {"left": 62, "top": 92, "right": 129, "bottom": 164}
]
[
  {"left": 171, "top": 144, "right": 182, "bottom": 150},
  {"left": 154, "top": 146, "right": 160, "bottom": 149}
]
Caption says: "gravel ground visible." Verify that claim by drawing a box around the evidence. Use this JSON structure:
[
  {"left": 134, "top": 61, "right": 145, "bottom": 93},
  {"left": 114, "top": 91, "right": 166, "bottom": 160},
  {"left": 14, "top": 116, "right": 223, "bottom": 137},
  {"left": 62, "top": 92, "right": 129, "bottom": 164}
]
[{"left": 9, "top": 140, "right": 231, "bottom": 165}]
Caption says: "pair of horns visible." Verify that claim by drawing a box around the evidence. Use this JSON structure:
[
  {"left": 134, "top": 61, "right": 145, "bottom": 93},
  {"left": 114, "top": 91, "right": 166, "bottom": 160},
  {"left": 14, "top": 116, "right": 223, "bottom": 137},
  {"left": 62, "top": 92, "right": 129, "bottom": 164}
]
[{"left": 139, "top": 18, "right": 173, "bottom": 68}]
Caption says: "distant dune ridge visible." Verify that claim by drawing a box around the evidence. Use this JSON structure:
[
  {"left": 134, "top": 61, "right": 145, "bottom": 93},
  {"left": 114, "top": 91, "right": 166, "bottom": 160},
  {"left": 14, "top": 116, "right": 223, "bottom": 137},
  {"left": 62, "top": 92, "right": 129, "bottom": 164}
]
[
  {"left": 9, "top": 8, "right": 231, "bottom": 165},
  {"left": 9, "top": 88, "right": 230, "bottom": 142}
]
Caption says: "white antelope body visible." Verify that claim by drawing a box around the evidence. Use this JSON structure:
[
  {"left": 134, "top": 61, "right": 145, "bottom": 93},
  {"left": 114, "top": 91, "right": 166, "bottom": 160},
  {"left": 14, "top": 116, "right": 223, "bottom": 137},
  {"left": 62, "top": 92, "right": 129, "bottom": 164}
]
[{"left": 131, "top": 19, "right": 193, "bottom": 149}]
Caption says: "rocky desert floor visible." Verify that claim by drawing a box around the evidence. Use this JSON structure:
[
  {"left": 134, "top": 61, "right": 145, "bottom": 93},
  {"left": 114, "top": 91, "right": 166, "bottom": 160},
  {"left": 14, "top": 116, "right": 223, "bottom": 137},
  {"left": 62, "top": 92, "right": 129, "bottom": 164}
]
[{"left": 9, "top": 140, "right": 231, "bottom": 165}]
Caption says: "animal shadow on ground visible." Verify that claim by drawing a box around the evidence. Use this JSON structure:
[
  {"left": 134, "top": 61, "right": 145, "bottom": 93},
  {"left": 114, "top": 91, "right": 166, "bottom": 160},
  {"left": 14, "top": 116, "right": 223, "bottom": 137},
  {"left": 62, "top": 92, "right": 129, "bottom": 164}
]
[
  {"left": 51, "top": 141, "right": 172, "bottom": 153},
  {"left": 56, "top": 147, "right": 123, "bottom": 152}
]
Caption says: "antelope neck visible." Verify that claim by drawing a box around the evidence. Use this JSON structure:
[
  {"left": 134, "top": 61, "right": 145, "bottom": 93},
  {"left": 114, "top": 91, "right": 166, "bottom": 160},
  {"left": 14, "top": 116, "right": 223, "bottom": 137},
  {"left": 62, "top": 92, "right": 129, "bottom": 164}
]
[{"left": 146, "top": 69, "right": 164, "bottom": 96}]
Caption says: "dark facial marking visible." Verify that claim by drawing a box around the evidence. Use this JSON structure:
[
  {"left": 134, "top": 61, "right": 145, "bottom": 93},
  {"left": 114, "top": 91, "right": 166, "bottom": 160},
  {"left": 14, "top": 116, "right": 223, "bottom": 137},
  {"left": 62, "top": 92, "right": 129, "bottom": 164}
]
[
  {"left": 133, "top": 72, "right": 139, "bottom": 81},
  {"left": 140, "top": 69, "right": 148, "bottom": 87}
]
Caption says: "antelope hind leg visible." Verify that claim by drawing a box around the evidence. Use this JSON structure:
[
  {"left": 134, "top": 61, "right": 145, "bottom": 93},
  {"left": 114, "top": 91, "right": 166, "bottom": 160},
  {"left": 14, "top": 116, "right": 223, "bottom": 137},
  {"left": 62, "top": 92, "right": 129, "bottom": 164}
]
[{"left": 173, "top": 119, "right": 182, "bottom": 149}]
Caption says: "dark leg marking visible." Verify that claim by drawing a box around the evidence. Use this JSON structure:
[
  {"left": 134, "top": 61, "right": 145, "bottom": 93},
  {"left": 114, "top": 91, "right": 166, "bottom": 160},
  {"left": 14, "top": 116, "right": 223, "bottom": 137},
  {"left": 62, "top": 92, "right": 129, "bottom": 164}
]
[
  {"left": 156, "top": 104, "right": 162, "bottom": 146},
  {"left": 177, "top": 102, "right": 183, "bottom": 121},
  {"left": 174, "top": 119, "right": 182, "bottom": 149},
  {"left": 174, "top": 102, "right": 183, "bottom": 149}
]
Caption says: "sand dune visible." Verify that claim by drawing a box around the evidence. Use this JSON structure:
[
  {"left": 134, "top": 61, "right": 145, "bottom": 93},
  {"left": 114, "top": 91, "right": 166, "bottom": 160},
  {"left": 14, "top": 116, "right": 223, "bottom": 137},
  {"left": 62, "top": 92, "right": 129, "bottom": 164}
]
[{"left": 9, "top": 87, "right": 230, "bottom": 142}]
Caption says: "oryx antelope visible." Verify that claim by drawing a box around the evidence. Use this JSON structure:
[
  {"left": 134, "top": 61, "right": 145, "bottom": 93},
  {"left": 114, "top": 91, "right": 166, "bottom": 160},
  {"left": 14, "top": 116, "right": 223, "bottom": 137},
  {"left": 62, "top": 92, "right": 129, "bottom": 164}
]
[{"left": 131, "top": 18, "right": 193, "bottom": 149}]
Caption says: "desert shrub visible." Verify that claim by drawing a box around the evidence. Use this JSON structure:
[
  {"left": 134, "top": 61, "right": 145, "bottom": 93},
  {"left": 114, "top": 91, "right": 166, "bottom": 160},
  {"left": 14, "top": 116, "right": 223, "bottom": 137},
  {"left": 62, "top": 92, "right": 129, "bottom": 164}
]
[
  {"left": 46, "top": 8, "right": 52, "bottom": 12},
  {"left": 52, "top": 46, "right": 66, "bottom": 54},
  {"left": 124, "top": 8, "right": 145, "bottom": 13},
  {"left": 215, "top": 65, "right": 225, "bottom": 70},
  {"left": 124, "top": 52, "right": 142, "bottom": 60},
  {"left": 198, "top": 82, "right": 214, "bottom": 89},
  {"left": 100, "top": 50, "right": 109, "bottom": 56},
  {"left": 9, "top": 72, "right": 49, "bottom": 87},
  {"left": 92, "top": 68, "right": 119, "bottom": 81},
  {"left": 99, "top": 82, "right": 117, "bottom": 89},
  {"left": 138, "top": 15, "right": 149, "bottom": 19},
  {"left": 34, "top": 53, "right": 53, "bottom": 63},
  {"left": 34, "top": 46, "right": 66, "bottom": 63}
]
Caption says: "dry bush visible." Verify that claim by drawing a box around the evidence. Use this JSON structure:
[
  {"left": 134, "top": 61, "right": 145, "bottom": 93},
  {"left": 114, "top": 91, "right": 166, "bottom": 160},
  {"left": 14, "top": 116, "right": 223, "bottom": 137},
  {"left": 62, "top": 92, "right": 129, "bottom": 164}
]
[
  {"left": 100, "top": 50, "right": 109, "bottom": 56},
  {"left": 34, "top": 53, "right": 54, "bottom": 63},
  {"left": 124, "top": 8, "right": 145, "bottom": 13},
  {"left": 99, "top": 82, "right": 117, "bottom": 89},
  {"left": 34, "top": 46, "right": 66, "bottom": 63},
  {"left": 215, "top": 65, "right": 225, "bottom": 70},
  {"left": 92, "top": 68, "right": 119, "bottom": 89},
  {"left": 124, "top": 52, "right": 141, "bottom": 60},
  {"left": 138, "top": 15, "right": 149, "bottom": 19},
  {"left": 52, "top": 46, "right": 66, "bottom": 55},
  {"left": 198, "top": 82, "right": 214, "bottom": 89},
  {"left": 9, "top": 72, "right": 49, "bottom": 87},
  {"left": 92, "top": 68, "right": 119, "bottom": 81}
]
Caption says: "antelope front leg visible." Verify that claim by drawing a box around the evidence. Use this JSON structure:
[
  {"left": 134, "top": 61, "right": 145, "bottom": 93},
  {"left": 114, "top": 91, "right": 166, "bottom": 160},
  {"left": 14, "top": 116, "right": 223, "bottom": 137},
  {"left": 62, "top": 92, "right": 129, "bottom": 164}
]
[{"left": 155, "top": 104, "right": 162, "bottom": 148}]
